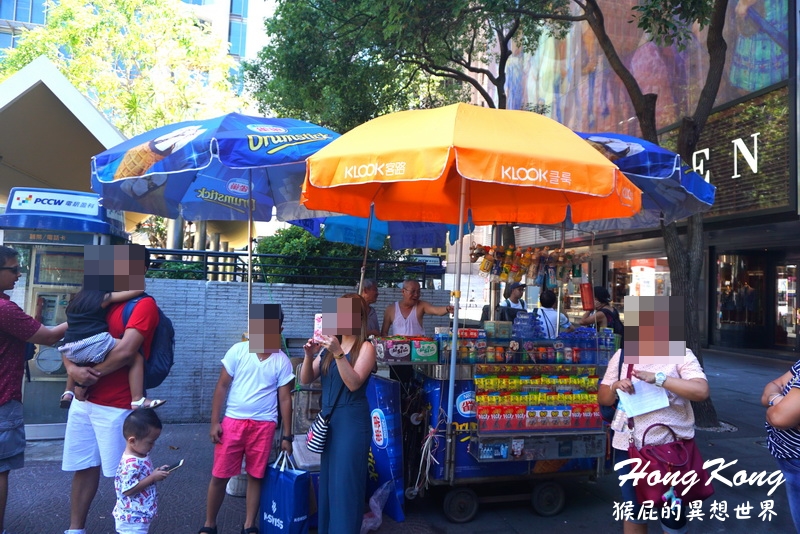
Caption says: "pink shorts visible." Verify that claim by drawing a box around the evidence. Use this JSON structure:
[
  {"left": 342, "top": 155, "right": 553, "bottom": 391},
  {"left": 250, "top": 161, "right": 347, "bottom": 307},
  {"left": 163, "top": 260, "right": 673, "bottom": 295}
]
[{"left": 211, "top": 417, "right": 277, "bottom": 479}]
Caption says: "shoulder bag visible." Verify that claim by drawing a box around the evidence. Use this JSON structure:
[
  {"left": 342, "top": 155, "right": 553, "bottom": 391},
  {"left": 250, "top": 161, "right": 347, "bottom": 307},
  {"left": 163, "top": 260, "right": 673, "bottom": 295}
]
[
  {"left": 306, "top": 379, "right": 346, "bottom": 454},
  {"left": 600, "top": 349, "right": 624, "bottom": 423},
  {"left": 627, "top": 422, "right": 714, "bottom": 505}
]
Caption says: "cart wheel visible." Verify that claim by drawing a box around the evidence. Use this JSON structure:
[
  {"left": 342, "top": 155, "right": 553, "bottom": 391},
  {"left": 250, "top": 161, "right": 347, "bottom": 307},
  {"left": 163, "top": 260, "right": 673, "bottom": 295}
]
[
  {"left": 443, "top": 487, "right": 479, "bottom": 523},
  {"left": 531, "top": 481, "right": 565, "bottom": 517}
]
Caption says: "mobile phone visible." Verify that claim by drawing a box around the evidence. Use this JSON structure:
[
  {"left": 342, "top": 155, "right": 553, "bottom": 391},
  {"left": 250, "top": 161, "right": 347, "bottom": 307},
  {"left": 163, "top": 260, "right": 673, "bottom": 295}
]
[
  {"left": 313, "top": 313, "right": 324, "bottom": 342},
  {"left": 167, "top": 459, "right": 184, "bottom": 472}
]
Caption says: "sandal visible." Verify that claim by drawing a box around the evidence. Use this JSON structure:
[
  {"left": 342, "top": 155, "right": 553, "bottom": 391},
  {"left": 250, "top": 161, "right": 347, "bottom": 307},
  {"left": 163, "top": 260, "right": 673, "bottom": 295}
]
[
  {"left": 241, "top": 528, "right": 259, "bottom": 534},
  {"left": 198, "top": 528, "right": 217, "bottom": 534},
  {"left": 131, "top": 397, "right": 167, "bottom": 410},
  {"left": 59, "top": 391, "right": 74, "bottom": 409}
]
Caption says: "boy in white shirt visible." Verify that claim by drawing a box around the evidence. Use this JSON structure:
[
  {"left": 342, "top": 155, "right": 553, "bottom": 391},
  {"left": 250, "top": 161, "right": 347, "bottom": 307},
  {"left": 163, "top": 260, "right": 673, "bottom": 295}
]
[{"left": 198, "top": 304, "right": 294, "bottom": 534}]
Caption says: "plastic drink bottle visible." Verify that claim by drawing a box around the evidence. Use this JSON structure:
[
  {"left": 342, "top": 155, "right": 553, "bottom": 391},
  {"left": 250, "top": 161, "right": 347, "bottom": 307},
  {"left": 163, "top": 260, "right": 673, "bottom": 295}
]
[
  {"left": 500, "top": 245, "right": 515, "bottom": 282},
  {"left": 509, "top": 249, "right": 523, "bottom": 283},
  {"left": 478, "top": 247, "right": 495, "bottom": 277}
]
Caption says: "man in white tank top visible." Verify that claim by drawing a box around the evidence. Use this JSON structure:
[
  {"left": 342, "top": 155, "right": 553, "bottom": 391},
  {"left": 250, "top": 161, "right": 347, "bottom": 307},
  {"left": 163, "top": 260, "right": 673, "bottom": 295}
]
[{"left": 381, "top": 280, "right": 452, "bottom": 337}]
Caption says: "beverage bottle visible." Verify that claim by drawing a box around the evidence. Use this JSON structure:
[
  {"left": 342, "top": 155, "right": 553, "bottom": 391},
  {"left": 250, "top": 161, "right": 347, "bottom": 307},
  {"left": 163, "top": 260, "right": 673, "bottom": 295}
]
[
  {"left": 478, "top": 247, "right": 495, "bottom": 277},
  {"left": 516, "top": 248, "right": 533, "bottom": 283},
  {"left": 490, "top": 246, "right": 504, "bottom": 282},
  {"left": 499, "top": 245, "right": 515, "bottom": 282},
  {"left": 509, "top": 249, "right": 524, "bottom": 283}
]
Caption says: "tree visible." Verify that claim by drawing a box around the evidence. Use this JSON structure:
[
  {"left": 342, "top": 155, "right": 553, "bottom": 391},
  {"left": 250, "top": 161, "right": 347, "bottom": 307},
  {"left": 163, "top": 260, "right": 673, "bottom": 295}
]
[
  {"left": 556, "top": 0, "right": 727, "bottom": 427},
  {"left": 254, "top": 225, "right": 409, "bottom": 286},
  {"left": 134, "top": 216, "right": 168, "bottom": 249},
  {"left": 0, "top": 0, "right": 243, "bottom": 137},
  {"left": 243, "top": 1, "right": 562, "bottom": 132}
]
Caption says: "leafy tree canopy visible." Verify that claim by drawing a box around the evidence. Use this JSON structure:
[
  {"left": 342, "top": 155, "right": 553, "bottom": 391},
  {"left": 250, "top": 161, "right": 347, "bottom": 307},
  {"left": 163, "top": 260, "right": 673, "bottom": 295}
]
[
  {"left": 0, "top": 0, "right": 243, "bottom": 136},
  {"left": 254, "top": 225, "right": 409, "bottom": 286}
]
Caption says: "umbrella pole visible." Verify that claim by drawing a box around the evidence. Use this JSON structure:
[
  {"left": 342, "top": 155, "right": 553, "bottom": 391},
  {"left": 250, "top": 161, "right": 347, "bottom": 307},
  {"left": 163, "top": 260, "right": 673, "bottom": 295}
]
[
  {"left": 247, "top": 171, "right": 253, "bottom": 308},
  {"left": 555, "top": 221, "right": 566, "bottom": 338},
  {"left": 445, "top": 177, "right": 467, "bottom": 483},
  {"left": 358, "top": 204, "right": 375, "bottom": 293}
]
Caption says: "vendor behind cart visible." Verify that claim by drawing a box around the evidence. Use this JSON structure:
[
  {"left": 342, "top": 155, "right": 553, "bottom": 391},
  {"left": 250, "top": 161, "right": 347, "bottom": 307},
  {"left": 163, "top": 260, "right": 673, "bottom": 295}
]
[{"left": 380, "top": 280, "right": 452, "bottom": 337}]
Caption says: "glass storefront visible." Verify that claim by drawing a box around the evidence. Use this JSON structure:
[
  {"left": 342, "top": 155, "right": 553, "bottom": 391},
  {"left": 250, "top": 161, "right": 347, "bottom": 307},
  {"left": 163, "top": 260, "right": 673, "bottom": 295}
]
[
  {"left": 776, "top": 265, "right": 797, "bottom": 348},
  {"left": 607, "top": 258, "right": 671, "bottom": 320}
]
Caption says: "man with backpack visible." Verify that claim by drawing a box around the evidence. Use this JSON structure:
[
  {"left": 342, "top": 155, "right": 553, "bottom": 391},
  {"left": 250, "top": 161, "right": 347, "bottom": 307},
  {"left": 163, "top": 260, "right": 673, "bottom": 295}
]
[{"left": 61, "top": 245, "right": 165, "bottom": 534}]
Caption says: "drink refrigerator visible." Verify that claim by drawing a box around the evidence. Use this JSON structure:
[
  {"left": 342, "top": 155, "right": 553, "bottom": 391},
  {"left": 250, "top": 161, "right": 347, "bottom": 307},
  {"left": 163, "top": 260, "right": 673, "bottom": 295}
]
[{"left": 0, "top": 187, "right": 127, "bottom": 439}]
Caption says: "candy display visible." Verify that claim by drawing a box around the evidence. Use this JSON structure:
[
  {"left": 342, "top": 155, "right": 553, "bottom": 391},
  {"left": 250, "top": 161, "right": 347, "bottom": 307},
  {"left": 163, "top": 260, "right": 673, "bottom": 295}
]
[{"left": 473, "top": 364, "right": 602, "bottom": 433}]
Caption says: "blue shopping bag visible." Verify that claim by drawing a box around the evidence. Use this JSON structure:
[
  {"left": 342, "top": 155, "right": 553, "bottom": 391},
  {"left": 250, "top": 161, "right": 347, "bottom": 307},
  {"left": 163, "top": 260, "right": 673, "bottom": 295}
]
[{"left": 261, "top": 452, "right": 310, "bottom": 534}]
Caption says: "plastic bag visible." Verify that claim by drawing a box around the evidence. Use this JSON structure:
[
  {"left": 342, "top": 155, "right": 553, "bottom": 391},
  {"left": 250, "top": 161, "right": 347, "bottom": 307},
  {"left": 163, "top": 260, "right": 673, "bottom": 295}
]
[{"left": 360, "top": 480, "right": 394, "bottom": 534}]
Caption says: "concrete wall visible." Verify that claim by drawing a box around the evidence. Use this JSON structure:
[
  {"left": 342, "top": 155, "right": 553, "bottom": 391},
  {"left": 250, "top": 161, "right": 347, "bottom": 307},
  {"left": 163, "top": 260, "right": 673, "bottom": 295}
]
[{"left": 144, "top": 279, "right": 451, "bottom": 423}]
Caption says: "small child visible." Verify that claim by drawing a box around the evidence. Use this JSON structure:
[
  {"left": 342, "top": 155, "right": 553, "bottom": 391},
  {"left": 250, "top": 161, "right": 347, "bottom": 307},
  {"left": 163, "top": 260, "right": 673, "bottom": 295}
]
[
  {"left": 58, "top": 287, "right": 165, "bottom": 409},
  {"left": 113, "top": 409, "right": 170, "bottom": 534}
]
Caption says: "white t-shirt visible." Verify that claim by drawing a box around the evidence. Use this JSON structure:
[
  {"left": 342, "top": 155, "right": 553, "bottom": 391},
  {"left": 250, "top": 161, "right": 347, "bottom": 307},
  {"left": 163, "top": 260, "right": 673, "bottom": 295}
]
[
  {"left": 500, "top": 299, "right": 525, "bottom": 309},
  {"left": 537, "top": 308, "right": 572, "bottom": 339},
  {"left": 221, "top": 341, "right": 294, "bottom": 422}
]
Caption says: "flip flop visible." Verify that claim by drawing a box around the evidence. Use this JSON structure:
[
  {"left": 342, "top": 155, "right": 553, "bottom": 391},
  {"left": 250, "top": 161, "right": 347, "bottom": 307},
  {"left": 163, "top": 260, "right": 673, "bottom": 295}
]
[
  {"left": 59, "top": 391, "right": 74, "bottom": 409},
  {"left": 131, "top": 398, "right": 167, "bottom": 410}
]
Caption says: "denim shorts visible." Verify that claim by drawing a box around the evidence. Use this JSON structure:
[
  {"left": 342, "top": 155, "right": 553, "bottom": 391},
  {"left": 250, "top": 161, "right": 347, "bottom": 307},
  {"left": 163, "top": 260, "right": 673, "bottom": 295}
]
[{"left": 0, "top": 400, "right": 25, "bottom": 472}]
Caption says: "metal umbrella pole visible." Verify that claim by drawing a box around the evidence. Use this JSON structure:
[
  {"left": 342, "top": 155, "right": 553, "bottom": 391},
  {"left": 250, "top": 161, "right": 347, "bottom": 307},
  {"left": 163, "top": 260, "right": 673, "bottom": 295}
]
[
  {"left": 445, "top": 176, "right": 467, "bottom": 482},
  {"left": 357, "top": 203, "right": 375, "bottom": 293}
]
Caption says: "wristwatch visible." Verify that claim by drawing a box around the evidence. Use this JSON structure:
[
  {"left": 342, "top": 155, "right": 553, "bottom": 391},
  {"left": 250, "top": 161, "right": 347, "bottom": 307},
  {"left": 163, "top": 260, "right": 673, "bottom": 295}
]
[
  {"left": 654, "top": 372, "right": 667, "bottom": 387},
  {"left": 281, "top": 435, "right": 294, "bottom": 442}
]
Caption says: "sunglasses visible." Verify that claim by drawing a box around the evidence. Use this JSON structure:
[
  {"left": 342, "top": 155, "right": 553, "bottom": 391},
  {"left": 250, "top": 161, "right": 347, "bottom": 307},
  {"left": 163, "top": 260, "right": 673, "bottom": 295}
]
[{"left": 0, "top": 266, "right": 21, "bottom": 275}]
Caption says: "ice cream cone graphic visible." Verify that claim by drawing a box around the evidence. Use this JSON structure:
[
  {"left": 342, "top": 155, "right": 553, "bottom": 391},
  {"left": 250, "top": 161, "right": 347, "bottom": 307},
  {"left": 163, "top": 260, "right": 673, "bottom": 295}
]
[{"left": 113, "top": 125, "right": 206, "bottom": 180}]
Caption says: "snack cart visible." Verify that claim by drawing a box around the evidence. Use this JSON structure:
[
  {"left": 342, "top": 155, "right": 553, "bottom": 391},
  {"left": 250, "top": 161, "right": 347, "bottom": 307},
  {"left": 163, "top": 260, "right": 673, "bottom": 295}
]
[
  {"left": 0, "top": 187, "right": 127, "bottom": 439},
  {"left": 374, "top": 251, "right": 615, "bottom": 523}
]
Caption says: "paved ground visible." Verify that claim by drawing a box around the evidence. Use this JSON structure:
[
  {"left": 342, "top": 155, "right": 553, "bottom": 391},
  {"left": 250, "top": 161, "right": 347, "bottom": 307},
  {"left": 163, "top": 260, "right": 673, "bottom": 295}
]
[{"left": 6, "top": 348, "right": 800, "bottom": 533}]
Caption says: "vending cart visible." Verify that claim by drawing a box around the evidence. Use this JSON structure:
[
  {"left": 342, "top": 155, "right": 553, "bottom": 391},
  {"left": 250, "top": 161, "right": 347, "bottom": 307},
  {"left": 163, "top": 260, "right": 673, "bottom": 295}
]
[{"left": 0, "top": 187, "right": 127, "bottom": 439}]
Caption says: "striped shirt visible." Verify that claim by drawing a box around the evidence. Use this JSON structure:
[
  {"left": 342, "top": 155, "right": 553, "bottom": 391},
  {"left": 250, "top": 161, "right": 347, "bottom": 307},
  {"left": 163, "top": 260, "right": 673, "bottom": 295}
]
[{"left": 766, "top": 359, "right": 800, "bottom": 459}]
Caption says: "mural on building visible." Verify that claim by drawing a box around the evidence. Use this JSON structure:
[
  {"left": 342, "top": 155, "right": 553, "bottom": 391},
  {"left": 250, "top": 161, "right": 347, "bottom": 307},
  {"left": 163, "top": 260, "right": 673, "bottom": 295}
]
[{"left": 496, "top": 0, "right": 789, "bottom": 135}]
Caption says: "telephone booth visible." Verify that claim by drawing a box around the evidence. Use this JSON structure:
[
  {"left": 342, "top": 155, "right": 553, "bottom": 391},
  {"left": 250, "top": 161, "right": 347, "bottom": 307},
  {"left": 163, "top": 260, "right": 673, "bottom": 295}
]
[{"left": 0, "top": 187, "right": 127, "bottom": 439}]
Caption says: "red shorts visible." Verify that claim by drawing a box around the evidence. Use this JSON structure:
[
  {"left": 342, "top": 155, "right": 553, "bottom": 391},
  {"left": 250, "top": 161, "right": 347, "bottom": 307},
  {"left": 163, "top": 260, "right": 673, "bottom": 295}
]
[{"left": 211, "top": 417, "right": 276, "bottom": 479}]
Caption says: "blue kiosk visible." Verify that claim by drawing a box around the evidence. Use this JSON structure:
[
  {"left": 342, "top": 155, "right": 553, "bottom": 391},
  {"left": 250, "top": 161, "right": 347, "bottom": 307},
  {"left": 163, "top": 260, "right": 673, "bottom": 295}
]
[{"left": 0, "top": 187, "right": 127, "bottom": 439}]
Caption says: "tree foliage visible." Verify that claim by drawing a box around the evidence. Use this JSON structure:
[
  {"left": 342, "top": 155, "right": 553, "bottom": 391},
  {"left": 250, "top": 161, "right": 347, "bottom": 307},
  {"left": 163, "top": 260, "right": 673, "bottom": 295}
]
[
  {"left": 254, "top": 225, "right": 408, "bottom": 286},
  {"left": 244, "top": 0, "right": 570, "bottom": 132},
  {"left": 0, "top": 0, "right": 243, "bottom": 137}
]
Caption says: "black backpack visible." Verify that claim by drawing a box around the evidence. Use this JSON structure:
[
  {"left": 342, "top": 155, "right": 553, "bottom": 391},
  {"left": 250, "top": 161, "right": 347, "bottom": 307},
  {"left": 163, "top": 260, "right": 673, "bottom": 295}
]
[
  {"left": 600, "top": 307, "right": 624, "bottom": 347},
  {"left": 122, "top": 294, "right": 175, "bottom": 390}
]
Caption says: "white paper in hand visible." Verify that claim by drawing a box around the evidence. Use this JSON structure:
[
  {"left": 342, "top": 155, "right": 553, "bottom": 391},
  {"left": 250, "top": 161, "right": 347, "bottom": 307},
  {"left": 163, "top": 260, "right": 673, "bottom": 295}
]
[{"left": 616, "top": 381, "right": 669, "bottom": 417}]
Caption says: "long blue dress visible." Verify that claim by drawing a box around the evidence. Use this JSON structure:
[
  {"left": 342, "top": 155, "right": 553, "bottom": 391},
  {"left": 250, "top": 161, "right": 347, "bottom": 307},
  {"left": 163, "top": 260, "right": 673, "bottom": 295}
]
[{"left": 318, "top": 355, "right": 370, "bottom": 534}]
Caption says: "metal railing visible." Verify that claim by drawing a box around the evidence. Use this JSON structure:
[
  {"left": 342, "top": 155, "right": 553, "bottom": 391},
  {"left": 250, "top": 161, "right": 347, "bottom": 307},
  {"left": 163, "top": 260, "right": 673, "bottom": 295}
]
[{"left": 146, "top": 248, "right": 441, "bottom": 287}]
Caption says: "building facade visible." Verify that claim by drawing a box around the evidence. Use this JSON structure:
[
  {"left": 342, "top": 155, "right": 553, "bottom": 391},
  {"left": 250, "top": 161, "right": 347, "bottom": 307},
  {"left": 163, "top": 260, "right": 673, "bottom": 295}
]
[{"left": 497, "top": 0, "right": 795, "bottom": 354}]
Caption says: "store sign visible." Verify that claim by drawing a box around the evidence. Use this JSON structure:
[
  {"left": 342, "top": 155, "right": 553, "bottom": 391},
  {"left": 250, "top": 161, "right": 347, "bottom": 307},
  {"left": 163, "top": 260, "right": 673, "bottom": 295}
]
[
  {"left": 2, "top": 230, "right": 95, "bottom": 245},
  {"left": 9, "top": 190, "right": 99, "bottom": 217}
]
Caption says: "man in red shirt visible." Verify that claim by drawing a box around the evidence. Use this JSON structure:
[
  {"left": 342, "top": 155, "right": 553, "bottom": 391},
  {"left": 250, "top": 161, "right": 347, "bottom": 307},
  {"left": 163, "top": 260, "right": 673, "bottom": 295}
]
[
  {"left": 0, "top": 246, "right": 67, "bottom": 534},
  {"left": 61, "top": 245, "right": 159, "bottom": 534}
]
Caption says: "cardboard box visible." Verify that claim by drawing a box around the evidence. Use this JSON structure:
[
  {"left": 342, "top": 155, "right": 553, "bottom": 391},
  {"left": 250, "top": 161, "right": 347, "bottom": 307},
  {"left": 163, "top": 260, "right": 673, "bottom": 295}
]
[
  {"left": 411, "top": 339, "right": 438, "bottom": 362},
  {"left": 375, "top": 337, "right": 412, "bottom": 362}
]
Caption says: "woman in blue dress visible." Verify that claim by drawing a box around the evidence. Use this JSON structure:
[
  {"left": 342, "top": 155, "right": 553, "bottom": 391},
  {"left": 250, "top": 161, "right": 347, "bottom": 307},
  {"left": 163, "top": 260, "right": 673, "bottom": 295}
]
[{"left": 301, "top": 293, "right": 376, "bottom": 534}]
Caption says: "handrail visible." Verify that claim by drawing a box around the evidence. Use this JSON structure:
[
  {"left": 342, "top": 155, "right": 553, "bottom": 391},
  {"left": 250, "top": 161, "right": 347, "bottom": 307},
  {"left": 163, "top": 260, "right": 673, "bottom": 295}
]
[{"left": 145, "top": 248, "right": 441, "bottom": 286}]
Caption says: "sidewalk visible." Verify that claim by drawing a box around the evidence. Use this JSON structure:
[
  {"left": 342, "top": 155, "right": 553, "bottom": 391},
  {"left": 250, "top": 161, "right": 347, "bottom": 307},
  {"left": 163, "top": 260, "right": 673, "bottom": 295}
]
[{"left": 6, "top": 349, "right": 799, "bottom": 533}]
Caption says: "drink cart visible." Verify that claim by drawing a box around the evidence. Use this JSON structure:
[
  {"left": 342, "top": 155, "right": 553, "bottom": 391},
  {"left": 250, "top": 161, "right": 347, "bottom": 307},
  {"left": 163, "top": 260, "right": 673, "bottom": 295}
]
[
  {"left": 0, "top": 187, "right": 127, "bottom": 439},
  {"left": 382, "top": 248, "right": 612, "bottom": 523},
  {"left": 398, "top": 319, "right": 611, "bottom": 523}
]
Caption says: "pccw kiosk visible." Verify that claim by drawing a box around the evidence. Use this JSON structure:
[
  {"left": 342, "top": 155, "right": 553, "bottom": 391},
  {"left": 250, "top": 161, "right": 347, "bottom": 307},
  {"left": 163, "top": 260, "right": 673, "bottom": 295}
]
[{"left": 0, "top": 187, "right": 127, "bottom": 439}]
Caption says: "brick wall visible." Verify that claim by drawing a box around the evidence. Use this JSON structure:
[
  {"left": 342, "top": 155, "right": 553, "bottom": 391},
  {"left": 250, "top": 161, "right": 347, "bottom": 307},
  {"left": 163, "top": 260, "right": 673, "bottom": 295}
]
[{"left": 144, "top": 279, "right": 451, "bottom": 423}]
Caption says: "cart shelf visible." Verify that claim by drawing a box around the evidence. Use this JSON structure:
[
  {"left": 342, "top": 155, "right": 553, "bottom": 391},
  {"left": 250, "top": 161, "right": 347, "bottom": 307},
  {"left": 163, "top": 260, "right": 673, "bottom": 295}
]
[{"left": 469, "top": 429, "right": 606, "bottom": 462}]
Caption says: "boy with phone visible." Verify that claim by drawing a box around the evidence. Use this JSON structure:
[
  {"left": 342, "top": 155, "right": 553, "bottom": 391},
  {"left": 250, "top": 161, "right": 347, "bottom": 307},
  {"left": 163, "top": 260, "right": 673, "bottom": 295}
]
[
  {"left": 198, "top": 304, "right": 294, "bottom": 534},
  {"left": 113, "top": 409, "right": 170, "bottom": 533}
]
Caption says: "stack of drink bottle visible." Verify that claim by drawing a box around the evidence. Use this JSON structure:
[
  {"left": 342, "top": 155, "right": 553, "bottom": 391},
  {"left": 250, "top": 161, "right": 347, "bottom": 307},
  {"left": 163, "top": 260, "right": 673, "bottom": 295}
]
[{"left": 507, "top": 312, "right": 616, "bottom": 365}]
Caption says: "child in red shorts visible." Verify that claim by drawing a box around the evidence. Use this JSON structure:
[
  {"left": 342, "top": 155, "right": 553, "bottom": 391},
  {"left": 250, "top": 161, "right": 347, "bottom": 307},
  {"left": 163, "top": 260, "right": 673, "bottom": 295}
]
[{"left": 198, "top": 305, "right": 294, "bottom": 534}]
